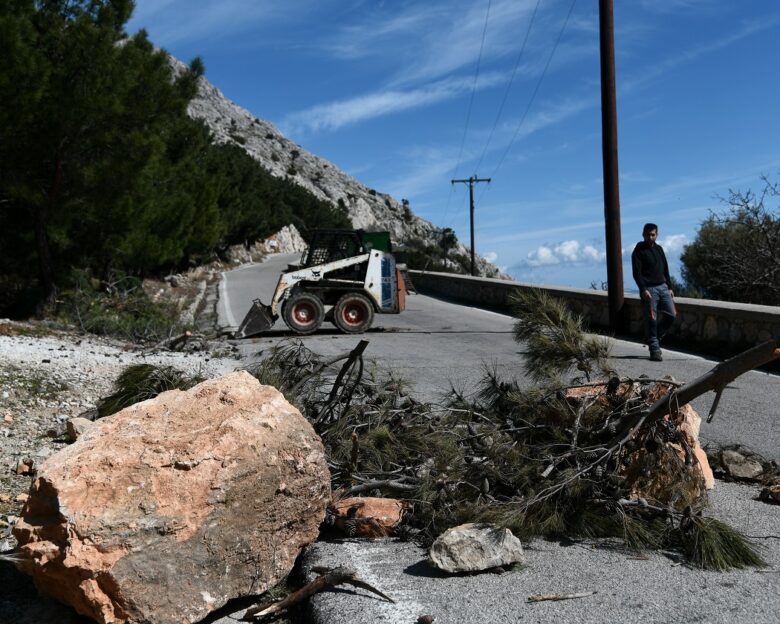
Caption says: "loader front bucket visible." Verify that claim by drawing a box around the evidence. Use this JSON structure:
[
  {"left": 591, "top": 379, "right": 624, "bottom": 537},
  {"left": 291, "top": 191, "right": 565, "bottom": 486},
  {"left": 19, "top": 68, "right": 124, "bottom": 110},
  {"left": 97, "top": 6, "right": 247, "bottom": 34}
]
[{"left": 235, "top": 300, "right": 276, "bottom": 338}]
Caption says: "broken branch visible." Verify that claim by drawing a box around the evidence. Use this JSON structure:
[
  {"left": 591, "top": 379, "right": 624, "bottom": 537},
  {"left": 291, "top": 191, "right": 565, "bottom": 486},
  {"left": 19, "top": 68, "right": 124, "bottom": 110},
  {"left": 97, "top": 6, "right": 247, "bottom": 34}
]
[
  {"left": 345, "top": 476, "right": 417, "bottom": 495},
  {"left": 242, "top": 565, "right": 394, "bottom": 620},
  {"left": 527, "top": 591, "right": 597, "bottom": 603},
  {"left": 613, "top": 340, "right": 779, "bottom": 449}
]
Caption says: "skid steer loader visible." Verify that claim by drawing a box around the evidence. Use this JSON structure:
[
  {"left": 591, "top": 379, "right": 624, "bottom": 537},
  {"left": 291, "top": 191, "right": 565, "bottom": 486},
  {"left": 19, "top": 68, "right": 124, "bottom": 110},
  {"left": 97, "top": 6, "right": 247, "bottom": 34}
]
[{"left": 236, "top": 229, "right": 406, "bottom": 338}]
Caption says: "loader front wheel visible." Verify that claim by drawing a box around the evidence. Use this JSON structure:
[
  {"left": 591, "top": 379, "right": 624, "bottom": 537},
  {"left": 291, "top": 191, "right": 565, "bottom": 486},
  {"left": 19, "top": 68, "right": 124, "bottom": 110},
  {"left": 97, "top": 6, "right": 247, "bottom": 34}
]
[
  {"left": 334, "top": 293, "right": 374, "bottom": 334},
  {"left": 283, "top": 292, "right": 324, "bottom": 335}
]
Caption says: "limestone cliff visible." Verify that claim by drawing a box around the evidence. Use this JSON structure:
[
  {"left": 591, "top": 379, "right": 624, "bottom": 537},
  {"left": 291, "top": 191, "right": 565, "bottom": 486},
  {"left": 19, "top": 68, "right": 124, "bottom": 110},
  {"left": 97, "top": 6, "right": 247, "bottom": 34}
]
[{"left": 172, "top": 57, "right": 505, "bottom": 278}]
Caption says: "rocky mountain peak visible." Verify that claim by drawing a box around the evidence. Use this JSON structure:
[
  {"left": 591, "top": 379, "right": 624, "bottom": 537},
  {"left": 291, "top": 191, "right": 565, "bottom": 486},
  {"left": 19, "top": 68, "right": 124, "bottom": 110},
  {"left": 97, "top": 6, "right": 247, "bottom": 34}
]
[{"left": 171, "top": 57, "right": 505, "bottom": 278}]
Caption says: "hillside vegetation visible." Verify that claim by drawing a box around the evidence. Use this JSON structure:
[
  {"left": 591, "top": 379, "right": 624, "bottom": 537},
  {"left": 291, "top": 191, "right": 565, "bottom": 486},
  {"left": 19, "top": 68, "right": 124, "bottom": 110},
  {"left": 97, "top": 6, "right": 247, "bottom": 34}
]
[{"left": 0, "top": 0, "right": 350, "bottom": 317}]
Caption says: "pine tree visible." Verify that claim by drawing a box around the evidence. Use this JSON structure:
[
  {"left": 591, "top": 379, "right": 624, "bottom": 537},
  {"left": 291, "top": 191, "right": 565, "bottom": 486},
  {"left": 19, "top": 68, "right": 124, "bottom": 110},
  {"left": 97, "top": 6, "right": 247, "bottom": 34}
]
[{"left": 0, "top": 1, "right": 203, "bottom": 298}]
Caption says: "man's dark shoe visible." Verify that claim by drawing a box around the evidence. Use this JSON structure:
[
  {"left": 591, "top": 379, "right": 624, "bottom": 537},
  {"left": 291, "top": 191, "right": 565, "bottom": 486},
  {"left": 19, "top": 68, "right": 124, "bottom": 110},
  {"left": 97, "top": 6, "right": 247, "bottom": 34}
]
[{"left": 649, "top": 350, "right": 663, "bottom": 362}]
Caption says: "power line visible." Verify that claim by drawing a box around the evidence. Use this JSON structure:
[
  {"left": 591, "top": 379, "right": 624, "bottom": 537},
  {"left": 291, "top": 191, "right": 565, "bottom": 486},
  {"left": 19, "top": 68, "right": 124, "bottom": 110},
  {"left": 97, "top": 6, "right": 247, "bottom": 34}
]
[
  {"left": 442, "top": 0, "right": 492, "bottom": 222},
  {"left": 473, "top": 0, "right": 543, "bottom": 174},
  {"left": 484, "top": 0, "right": 579, "bottom": 187}
]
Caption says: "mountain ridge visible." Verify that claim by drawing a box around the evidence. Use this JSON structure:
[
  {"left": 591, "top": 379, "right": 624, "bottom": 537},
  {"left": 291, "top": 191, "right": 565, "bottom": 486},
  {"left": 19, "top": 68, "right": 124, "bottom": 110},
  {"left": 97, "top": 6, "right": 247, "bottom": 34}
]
[{"left": 174, "top": 57, "right": 506, "bottom": 278}]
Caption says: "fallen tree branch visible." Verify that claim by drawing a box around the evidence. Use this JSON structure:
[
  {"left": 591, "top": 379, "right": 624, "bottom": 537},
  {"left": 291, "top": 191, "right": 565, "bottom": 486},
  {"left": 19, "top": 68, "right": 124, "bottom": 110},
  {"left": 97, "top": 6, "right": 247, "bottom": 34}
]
[
  {"left": 315, "top": 340, "right": 369, "bottom": 425},
  {"left": 527, "top": 591, "right": 597, "bottom": 603},
  {"left": 289, "top": 344, "right": 366, "bottom": 395},
  {"left": 526, "top": 341, "right": 780, "bottom": 509},
  {"left": 242, "top": 565, "right": 394, "bottom": 620},
  {"left": 611, "top": 340, "right": 779, "bottom": 451}
]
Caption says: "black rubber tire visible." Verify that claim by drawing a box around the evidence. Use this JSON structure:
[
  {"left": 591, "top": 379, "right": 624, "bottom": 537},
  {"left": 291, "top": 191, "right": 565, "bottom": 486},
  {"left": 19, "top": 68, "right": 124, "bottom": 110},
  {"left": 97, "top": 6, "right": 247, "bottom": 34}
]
[
  {"left": 333, "top": 292, "right": 374, "bottom": 334},
  {"left": 283, "top": 292, "right": 324, "bottom": 335}
]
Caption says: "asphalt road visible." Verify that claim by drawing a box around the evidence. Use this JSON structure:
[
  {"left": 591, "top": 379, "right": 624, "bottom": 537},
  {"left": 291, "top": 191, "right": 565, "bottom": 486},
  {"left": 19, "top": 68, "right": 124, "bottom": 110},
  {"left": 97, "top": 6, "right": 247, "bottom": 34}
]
[{"left": 217, "top": 255, "right": 780, "bottom": 624}]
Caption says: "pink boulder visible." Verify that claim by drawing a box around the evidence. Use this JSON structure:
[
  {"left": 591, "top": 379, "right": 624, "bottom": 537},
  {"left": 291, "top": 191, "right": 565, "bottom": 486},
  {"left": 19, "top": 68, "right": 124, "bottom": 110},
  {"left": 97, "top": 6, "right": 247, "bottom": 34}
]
[{"left": 14, "top": 371, "right": 330, "bottom": 624}]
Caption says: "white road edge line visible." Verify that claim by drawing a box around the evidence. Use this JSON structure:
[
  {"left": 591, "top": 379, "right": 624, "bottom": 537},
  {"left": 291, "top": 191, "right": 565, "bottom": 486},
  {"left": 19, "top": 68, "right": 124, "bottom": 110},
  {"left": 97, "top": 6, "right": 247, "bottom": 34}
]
[{"left": 219, "top": 271, "right": 238, "bottom": 328}]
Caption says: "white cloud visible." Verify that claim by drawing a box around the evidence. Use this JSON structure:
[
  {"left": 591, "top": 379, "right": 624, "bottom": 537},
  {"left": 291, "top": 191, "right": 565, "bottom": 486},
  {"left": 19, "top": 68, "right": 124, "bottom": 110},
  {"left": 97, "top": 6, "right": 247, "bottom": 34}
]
[
  {"left": 555, "top": 240, "right": 580, "bottom": 263},
  {"left": 581, "top": 245, "right": 602, "bottom": 262},
  {"left": 520, "top": 239, "right": 607, "bottom": 268},
  {"left": 381, "top": 146, "right": 462, "bottom": 201},
  {"left": 532, "top": 246, "right": 558, "bottom": 266},
  {"left": 483, "top": 251, "right": 498, "bottom": 263},
  {"left": 326, "top": 0, "right": 546, "bottom": 87},
  {"left": 283, "top": 72, "right": 506, "bottom": 134},
  {"left": 638, "top": 0, "right": 719, "bottom": 15},
  {"left": 659, "top": 233, "right": 688, "bottom": 255}
]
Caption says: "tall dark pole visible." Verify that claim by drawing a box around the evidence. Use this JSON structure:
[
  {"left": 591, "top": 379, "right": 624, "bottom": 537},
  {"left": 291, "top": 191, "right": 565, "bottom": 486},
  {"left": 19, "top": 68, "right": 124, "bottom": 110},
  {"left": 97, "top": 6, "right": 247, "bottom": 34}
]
[
  {"left": 452, "top": 176, "right": 491, "bottom": 276},
  {"left": 469, "top": 181, "right": 475, "bottom": 275},
  {"left": 599, "top": 0, "right": 624, "bottom": 332}
]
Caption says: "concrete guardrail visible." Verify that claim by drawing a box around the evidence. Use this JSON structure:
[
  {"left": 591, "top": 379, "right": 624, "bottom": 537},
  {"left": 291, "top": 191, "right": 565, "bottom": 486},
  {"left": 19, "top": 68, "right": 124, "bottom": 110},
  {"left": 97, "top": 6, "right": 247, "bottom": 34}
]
[{"left": 408, "top": 270, "right": 780, "bottom": 357}]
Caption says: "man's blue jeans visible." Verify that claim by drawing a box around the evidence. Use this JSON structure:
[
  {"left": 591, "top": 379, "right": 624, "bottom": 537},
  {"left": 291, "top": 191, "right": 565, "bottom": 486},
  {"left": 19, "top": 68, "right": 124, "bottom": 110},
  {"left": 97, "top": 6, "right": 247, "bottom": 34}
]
[{"left": 645, "top": 284, "right": 676, "bottom": 352}]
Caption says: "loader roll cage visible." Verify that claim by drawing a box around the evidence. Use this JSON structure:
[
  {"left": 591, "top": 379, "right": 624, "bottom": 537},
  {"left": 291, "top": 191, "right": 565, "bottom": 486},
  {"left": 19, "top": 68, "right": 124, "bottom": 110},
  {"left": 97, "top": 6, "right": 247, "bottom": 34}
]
[{"left": 300, "top": 229, "right": 392, "bottom": 267}]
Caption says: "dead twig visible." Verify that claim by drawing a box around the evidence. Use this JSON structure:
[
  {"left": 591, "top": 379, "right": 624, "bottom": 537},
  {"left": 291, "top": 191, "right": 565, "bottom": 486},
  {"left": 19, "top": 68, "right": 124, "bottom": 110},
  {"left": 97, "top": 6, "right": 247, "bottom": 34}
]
[
  {"left": 345, "top": 476, "right": 417, "bottom": 495},
  {"left": 313, "top": 340, "right": 369, "bottom": 425},
  {"left": 527, "top": 591, "right": 597, "bottom": 603},
  {"left": 142, "top": 330, "right": 199, "bottom": 354},
  {"left": 242, "top": 565, "right": 394, "bottom": 620}
]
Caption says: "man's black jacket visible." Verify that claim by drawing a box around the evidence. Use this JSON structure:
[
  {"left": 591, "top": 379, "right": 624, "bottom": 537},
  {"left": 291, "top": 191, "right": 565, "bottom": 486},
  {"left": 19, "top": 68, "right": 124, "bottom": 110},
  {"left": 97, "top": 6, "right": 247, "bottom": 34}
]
[{"left": 631, "top": 242, "right": 672, "bottom": 293}]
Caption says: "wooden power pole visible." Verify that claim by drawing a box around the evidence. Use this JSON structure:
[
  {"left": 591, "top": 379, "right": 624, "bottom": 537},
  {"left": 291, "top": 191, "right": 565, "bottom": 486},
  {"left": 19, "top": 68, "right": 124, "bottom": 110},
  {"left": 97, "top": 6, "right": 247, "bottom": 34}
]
[
  {"left": 451, "top": 176, "right": 491, "bottom": 276},
  {"left": 599, "top": 0, "right": 625, "bottom": 332}
]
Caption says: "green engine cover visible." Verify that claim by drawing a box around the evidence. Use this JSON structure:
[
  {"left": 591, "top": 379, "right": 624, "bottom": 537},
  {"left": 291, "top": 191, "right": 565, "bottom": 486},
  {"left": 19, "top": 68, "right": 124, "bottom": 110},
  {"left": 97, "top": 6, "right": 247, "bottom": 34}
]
[{"left": 360, "top": 231, "right": 392, "bottom": 252}]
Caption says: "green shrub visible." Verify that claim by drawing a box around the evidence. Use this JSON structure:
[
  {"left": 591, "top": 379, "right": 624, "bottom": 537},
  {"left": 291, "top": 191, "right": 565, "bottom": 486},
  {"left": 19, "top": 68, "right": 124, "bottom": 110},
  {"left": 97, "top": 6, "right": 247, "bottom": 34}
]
[
  {"left": 97, "top": 363, "right": 203, "bottom": 418},
  {"left": 57, "top": 270, "right": 185, "bottom": 342}
]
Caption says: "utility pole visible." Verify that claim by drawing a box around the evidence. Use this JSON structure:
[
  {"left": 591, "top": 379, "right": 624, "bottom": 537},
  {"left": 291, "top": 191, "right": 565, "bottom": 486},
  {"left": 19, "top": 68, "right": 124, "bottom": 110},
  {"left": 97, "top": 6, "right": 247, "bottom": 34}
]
[
  {"left": 599, "top": 0, "right": 625, "bottom": 333},
  {"left": 451, "top": 176, "right": 491, "bottom": 276}
]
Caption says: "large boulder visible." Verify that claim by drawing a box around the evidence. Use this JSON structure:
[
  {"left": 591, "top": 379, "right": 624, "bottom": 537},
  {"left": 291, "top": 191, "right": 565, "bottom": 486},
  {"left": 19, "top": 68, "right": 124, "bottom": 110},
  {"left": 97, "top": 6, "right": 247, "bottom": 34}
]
[
  {"left": 13, "top": 371, "right": 330, "bottom": 624},
  {"left": 566, "top": 380, "right": 715, "bottom": 503}
]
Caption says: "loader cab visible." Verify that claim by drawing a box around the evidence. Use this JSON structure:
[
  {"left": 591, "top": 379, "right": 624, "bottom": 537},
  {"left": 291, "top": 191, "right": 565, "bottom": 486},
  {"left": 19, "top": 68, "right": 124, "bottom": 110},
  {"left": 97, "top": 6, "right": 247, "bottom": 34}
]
[{"left": 301, "top": 230, "right": 366, "bottom": 267}]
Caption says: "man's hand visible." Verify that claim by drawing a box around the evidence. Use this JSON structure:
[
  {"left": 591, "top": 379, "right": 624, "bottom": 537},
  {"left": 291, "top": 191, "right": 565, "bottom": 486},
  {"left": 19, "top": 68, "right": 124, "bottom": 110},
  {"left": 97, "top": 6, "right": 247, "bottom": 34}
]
[
  {"left": 669, "top": 290, "right": 674, "bottom": 298},
  {"left": 642, "top": 290, "right": 651, "bottom": 302}
]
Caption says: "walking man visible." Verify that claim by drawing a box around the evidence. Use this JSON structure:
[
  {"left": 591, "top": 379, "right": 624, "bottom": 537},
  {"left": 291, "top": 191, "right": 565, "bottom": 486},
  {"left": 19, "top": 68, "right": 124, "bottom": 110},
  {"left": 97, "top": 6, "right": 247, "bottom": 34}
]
[{"left": 631, "top": 223, "right": 676, "bottom": 361}]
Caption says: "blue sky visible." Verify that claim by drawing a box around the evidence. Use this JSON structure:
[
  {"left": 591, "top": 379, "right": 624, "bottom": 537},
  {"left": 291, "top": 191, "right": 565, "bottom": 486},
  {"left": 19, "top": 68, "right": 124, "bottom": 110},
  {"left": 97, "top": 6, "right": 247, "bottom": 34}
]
[{"left": 127, "top": 0, "right": 780, "bottom": 290}]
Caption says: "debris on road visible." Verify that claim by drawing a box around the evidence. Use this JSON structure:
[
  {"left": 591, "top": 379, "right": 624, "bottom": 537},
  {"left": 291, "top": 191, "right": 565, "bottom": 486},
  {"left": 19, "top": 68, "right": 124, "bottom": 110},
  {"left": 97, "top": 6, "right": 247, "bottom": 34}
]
[
  {"left": 327, "top": 496, "right": 409, "bottom": 538},
  {"left": 759, "top": 485, "right": 780, "bottom": 504},
  {"left": 527, "top": 591, "right": 597, "bottom": 603},
  {"left": 246, "top": 291, "right": 777, "bottom": 571},
  {"left": 429, "top": 523, "right": 524, "bottom": 574},
  {"left": 242, "top": 565, "right": 394, "bottom": 621},
  {"left": 708, "top": 444, "right": 770, "bottom": 482}
]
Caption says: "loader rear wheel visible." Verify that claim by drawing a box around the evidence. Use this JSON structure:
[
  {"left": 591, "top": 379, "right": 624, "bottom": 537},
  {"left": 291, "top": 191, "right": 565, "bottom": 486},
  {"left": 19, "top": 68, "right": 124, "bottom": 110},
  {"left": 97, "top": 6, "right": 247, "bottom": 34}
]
[
  {"left": 334, "top": 293, "right": 374, "bottom": 334},
  {"left": 283, "top": 292, "right": 324, "bottom": 335}
]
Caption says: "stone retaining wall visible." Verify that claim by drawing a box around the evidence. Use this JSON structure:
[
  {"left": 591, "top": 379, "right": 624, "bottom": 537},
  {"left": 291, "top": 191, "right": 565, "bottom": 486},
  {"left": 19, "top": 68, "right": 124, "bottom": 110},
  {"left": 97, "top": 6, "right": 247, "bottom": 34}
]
[{"left": 408, "top": 270, "right": 780, "bottom": 356}]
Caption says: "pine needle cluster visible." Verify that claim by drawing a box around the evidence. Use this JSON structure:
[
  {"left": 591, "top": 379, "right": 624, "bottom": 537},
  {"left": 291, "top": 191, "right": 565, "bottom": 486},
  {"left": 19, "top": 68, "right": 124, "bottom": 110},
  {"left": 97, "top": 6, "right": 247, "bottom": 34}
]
[
  {"left": 96, "top": 363, "right": 204, "bottom": 417},
  {"left": 511, "top": 288, "right": 612, "bottom": 382}
]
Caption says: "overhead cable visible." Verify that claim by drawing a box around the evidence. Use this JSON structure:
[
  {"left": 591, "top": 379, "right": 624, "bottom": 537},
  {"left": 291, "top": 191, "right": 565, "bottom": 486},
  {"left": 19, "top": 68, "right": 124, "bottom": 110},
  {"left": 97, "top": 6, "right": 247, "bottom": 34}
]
[
  {"left": 443, "top": 0, "right": 492, "bottom": 219},
  {"left": 474, "top": 0, "right": 543, "bottom": 174},
  {"left": 485, "top": 0, "right": 579, "bottom": 190}
]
